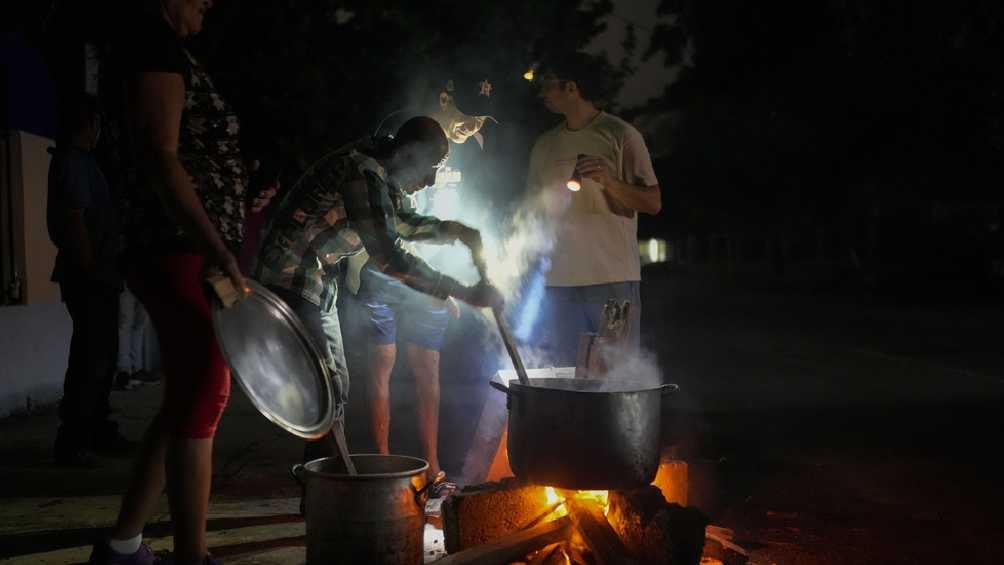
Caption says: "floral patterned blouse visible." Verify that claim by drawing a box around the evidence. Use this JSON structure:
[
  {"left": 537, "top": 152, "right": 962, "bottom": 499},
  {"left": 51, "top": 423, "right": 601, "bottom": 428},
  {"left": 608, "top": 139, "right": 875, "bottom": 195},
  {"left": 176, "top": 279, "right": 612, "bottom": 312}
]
[{"left": 117, "top": 15, "right": 247, "bottom": 256}]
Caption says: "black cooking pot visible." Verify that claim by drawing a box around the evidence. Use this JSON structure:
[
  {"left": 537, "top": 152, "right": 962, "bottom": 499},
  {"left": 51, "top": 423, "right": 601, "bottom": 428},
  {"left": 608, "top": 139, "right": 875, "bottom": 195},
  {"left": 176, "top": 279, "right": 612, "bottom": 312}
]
[{"left": 490, "top": 377, "right": 678, "bottom": 490}]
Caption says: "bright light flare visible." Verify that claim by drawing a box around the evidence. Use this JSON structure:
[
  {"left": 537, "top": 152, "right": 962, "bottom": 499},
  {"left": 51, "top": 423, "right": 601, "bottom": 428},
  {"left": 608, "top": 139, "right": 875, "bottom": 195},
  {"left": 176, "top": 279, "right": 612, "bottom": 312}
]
[
  {"left": 565, "top": 179, "right": 581, "bottom": 191},
  {"left": 523, "top": 68, "right": 535, "bottom": 81}
]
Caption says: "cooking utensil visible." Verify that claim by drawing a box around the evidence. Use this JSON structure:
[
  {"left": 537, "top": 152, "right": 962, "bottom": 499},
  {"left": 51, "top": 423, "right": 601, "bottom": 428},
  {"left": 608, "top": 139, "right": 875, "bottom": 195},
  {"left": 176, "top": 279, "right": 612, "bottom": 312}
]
[
  {"left": 211, "top": 279, "right": 336, "bottom": 439},
  {"left": 472, "top": 257, "right": 530, "bottom": 386},
  {"left": 332, "top": 420, "right": 357, "bottom": 475},
  {"left": 491, "top": 377, "right": 678, "bottom": 489},
  {"left": 492, "top": 306, "right": 531, "bottom": 386},
  {"left": 292, "top": 454, "right": 433, "bottom": 565}
]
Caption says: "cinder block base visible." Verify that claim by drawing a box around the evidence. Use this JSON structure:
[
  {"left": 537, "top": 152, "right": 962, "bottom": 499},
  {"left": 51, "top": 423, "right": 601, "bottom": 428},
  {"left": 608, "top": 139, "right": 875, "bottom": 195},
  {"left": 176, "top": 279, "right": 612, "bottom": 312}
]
[{"left": 442, "top": 477, "right": 549, "bottom": 553}]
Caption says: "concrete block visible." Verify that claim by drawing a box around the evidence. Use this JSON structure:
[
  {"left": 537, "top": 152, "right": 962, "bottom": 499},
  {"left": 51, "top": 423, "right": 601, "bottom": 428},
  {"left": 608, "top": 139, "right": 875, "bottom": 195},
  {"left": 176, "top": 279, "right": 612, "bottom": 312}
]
[{"left": 442, "top": 478, "right": 549, "bottom": 553}]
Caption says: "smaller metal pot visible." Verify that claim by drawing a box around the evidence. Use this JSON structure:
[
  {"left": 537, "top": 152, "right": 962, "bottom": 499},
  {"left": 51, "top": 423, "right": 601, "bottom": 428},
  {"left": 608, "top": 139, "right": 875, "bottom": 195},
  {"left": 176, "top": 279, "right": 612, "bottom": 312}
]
[
  {"left": 491, "top": 378, "right": 678, "bottom": 490},
  {"left": 291, "top": 454, "right": 438, "bottom": 565}
]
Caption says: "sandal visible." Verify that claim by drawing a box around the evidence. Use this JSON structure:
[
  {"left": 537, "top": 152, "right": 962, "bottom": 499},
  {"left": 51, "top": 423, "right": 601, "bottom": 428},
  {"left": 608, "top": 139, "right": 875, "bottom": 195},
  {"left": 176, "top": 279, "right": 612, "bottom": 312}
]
[{"left": 430, "top": 478, "right": 458, "bottom": 498}]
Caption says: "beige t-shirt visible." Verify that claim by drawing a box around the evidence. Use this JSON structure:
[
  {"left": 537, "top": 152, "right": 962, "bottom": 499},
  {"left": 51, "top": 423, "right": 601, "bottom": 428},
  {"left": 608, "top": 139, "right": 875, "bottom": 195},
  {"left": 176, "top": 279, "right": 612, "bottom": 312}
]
[{"left": 527, "top": 112, "right": 659, "bottom": 286}]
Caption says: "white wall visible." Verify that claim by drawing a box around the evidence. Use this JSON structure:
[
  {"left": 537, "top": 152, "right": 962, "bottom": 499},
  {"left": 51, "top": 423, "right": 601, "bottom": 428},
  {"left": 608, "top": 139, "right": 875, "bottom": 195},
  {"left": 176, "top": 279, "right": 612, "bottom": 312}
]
[
  {"left": 1, "top": 130, "right": 67, "bottom": 417},
  {"left": 0, "top": 303, "right": 70, "bottom": 417},
  {"left": 18, "top": 131, "right": 60, "bottom": 305}
]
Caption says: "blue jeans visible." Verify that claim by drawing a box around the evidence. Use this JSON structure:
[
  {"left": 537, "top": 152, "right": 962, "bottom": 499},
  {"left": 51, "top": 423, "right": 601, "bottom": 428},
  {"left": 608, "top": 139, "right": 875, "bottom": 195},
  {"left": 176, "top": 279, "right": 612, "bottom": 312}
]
[
  {"left": 532, "top": 282, "right": 641, "bottom": 367},
  {"left": 117, "top": 286, "right": 160, "bottom": 373}
]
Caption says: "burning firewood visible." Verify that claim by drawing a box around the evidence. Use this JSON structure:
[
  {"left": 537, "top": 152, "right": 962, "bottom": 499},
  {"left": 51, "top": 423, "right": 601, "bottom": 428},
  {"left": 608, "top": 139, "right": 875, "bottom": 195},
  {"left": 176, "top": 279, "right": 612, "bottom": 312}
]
[
  {"left": 435, "top": 515, "right": 572, "bottom": 565},
  {"left": 527, "top": 542, "right": 571, "bottom": 565},
  {"left": 606, "top": 486, "right": 708, "bottom": 565},
  {"left": 702, "top": 526, "right": 749, "bottom": 565},
  {"left": 566, "top": 498, "right": 637, "bottom": 565}
]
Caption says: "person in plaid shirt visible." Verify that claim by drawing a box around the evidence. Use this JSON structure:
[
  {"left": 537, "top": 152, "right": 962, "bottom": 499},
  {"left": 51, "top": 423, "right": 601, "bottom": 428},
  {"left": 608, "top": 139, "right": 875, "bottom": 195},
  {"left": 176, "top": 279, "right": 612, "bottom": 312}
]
[{"left": 256, "top": 116, "right": 500, "bottom": 461}]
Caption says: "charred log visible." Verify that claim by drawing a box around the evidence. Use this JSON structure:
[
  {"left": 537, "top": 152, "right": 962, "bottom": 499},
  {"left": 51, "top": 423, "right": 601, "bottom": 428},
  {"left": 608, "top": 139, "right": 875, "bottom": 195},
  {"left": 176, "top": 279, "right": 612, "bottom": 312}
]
[{"left": 607, "top": 486, "right": 708, "bottom": 565}]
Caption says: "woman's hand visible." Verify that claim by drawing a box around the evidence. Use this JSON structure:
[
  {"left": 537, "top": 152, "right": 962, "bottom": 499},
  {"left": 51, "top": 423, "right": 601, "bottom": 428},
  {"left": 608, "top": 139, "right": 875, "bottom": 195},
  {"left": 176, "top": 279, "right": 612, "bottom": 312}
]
[
  {"left": 208, "top": 245, "right": 248, "bottom": 301},
  {"left": 250, "top": 184, "right": 279, "bottom": 213}
]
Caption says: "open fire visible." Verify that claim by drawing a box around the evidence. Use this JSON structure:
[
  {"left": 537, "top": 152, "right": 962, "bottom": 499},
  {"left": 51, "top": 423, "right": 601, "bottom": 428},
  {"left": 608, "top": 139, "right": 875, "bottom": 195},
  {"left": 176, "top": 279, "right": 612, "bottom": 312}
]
[
  {"left": 543, "top": 487, "right": 610, "bottom": 517},
  {"left": 439, "top": 459, "right": 733, "bottom": 565}
]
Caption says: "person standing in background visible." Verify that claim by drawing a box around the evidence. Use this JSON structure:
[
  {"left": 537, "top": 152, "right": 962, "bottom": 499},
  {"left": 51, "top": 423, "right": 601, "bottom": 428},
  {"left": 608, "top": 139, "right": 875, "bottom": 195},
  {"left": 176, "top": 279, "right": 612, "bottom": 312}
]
[
  {"left": 527, "top": 52, "right": 662, "bottom": 366},
  {"left": 47, "top": 93, "right": 129, "bottom": 467},
  {"left": 114, "top": 285, "right": 161, "bottom": 389}
]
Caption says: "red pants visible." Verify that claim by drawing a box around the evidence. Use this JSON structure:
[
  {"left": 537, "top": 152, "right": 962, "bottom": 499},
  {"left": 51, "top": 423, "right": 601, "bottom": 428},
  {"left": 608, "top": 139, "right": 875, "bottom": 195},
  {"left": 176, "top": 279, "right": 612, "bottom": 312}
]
[{"left": 130, "top": 254, "right": 230, "bottom": 438}]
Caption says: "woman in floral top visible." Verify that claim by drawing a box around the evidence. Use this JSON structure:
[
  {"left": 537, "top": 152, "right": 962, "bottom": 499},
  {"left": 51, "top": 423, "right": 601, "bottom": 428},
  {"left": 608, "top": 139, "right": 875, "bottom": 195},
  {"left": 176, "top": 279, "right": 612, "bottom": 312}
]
[{"left": 90, "top": 2, "right": 245, "bottom": 564}]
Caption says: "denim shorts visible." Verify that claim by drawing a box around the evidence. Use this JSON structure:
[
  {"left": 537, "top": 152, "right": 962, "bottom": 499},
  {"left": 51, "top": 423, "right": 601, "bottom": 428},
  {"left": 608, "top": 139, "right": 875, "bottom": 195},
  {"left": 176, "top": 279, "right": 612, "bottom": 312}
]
[{"left": 357, "top": 267, "right": 450, "bottom": 351}]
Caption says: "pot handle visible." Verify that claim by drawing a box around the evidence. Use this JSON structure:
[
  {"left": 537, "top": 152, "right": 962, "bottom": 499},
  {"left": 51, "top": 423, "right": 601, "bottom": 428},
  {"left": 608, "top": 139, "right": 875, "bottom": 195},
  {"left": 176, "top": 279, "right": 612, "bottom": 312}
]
[
  {"left": 660, "top": 383, "right": 680, "bottom": 395},
  {"left": 290, "top": 463, "right": 306, "bottom": 489},
  {"left": 413, "top": 470, "right": 446, "bottom": 507},
  {"left": 489, "top": 381, "right": 510, "bottom": 395}
]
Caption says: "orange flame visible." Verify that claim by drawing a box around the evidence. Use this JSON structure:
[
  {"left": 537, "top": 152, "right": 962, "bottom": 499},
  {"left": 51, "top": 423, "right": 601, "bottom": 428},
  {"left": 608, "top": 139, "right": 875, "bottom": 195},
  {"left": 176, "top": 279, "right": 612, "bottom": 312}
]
[{"left": 544, "top": 486, "right": 610, "bottom": 517}]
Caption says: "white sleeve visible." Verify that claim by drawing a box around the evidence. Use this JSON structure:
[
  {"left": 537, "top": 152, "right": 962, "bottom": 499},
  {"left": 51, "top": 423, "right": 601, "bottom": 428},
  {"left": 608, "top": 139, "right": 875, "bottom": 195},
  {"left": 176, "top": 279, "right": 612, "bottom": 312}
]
[{"left": 621, "top": 126, "right": 659, "bottom": 187}]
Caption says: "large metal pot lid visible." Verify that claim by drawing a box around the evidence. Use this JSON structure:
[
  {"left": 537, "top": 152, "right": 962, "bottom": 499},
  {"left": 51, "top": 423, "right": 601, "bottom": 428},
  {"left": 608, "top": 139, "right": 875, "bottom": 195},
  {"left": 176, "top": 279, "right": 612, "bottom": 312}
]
[{"left": 211, "top": 280, "right": 335, "bottom": 439}]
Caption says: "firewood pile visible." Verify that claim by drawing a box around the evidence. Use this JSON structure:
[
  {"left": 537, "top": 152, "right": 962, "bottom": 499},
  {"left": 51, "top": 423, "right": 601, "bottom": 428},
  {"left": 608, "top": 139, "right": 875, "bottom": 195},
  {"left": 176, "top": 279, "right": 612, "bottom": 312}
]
[{"left": 436, "top": 479, "right": 747, "bottom": 565}]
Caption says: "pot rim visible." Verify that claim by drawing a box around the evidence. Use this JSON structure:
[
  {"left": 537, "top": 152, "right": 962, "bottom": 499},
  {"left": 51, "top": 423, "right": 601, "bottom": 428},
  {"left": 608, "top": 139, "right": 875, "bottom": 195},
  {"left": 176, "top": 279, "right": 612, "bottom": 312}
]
[
  {"left": 302, "top": 453, "right": 429, "bottom": 480},
  {"left": 507, "top": 378, "right": 673, "bottom": 395}
]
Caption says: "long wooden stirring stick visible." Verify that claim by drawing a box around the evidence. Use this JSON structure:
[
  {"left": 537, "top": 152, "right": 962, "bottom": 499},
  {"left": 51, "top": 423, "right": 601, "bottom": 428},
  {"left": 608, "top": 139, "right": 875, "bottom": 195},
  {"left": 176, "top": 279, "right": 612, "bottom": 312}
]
[
  {"left": 474, "top": 256, "right": 531, "bottom": 386},
  {"left": 493, "top": 306, "right": 531, "bottom": 386}
]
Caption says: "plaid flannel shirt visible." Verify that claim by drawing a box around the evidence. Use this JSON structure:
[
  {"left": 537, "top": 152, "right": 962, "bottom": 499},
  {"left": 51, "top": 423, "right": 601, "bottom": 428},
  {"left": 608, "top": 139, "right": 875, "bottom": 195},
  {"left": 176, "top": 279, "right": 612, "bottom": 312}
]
[{"left": 255, "top": 139, "right": 459, "bottom": 308}]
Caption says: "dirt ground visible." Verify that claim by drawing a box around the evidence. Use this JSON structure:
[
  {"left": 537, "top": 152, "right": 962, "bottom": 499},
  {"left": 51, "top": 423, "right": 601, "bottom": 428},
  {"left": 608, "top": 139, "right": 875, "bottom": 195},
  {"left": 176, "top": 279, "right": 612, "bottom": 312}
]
[{"left": 1, "top": 267, "right": 1002, "bottom": 564}]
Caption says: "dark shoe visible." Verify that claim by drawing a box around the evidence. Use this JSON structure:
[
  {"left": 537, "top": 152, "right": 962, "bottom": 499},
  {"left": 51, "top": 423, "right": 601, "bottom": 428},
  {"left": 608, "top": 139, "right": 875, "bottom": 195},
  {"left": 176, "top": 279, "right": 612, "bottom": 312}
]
[
  {"left": 54, "top": 443, "right": 96, "bottom": 467},
  {"left": 93, "top": 421, "right": 139, "bottom": 456},
  {"left": 114, "top": 371, "right": 143, "bottom": 390},
  {"left": 134, "top": 370, "right": 162, "bottom": 384},
  {"left": 88, "top": 541, "right": 158, "bottom": 564},
  {"left": 54, "top": 430, "right": 97, "bottom": 467}
]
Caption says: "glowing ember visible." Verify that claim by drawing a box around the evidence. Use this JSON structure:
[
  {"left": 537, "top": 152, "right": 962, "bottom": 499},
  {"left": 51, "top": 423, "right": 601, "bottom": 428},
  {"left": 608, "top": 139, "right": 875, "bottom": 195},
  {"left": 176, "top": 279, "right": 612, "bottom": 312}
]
[
  {"left": 544, "top": 486, "right": 610, "bottom": 517},
  {"left": 545, "top": 486, "right": 562, "bottom": 506}
]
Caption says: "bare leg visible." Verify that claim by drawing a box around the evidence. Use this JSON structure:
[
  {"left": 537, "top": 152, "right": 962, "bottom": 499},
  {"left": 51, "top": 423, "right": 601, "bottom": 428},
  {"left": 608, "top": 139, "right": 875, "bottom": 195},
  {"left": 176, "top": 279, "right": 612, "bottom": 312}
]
[
  {"left": 112, "top": 413, "right": 168, "bottom": 538},
  {"left": 407, "top": 344, "right": 441, "bottom": 479},
  {"left": 110, "top": 417, "right": 214, "bottom": 564},
  {"left": 369, "top": 343, "right": 395, "bottom": 455},
  {"left": 164, "top": 436, "right": 214, "bottom": 565}
]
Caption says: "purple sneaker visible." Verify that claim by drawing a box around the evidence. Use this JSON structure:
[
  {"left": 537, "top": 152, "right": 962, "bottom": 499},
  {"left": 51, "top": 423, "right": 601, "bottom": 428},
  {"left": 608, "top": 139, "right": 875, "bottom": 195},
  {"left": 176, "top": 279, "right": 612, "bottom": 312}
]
[{"left": 88, "top": 541, "right": 157, "bottom": 564}]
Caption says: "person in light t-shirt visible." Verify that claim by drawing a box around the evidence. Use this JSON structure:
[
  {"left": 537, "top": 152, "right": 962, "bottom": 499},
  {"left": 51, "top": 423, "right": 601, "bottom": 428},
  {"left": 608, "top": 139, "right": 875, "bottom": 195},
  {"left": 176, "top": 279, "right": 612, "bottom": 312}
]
[{"left": 527, "top": 53, "right": 662, "bottom": 366}]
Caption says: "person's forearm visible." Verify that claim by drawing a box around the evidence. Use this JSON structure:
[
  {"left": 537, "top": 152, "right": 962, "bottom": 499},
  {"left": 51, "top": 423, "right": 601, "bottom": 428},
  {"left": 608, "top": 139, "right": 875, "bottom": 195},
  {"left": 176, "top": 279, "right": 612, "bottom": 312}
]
[
  {"left": 396, "top": 213, "right": 452, "bottom": 245},
  {"left": 604, "top": 179, "right": 662, "bottom": 215},
  {"left": 149, "top": 150, "right": 229, "bottom": 255},
  {"left": 370, "top": 245, "right": 463, "bottom": 300}
]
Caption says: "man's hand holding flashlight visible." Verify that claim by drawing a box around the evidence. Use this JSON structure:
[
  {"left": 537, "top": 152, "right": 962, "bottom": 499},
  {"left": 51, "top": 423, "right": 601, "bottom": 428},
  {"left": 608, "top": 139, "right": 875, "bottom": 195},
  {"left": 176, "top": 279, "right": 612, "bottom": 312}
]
[{"left": 575, "top": 154, "right": 615, "bottom": 189}]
